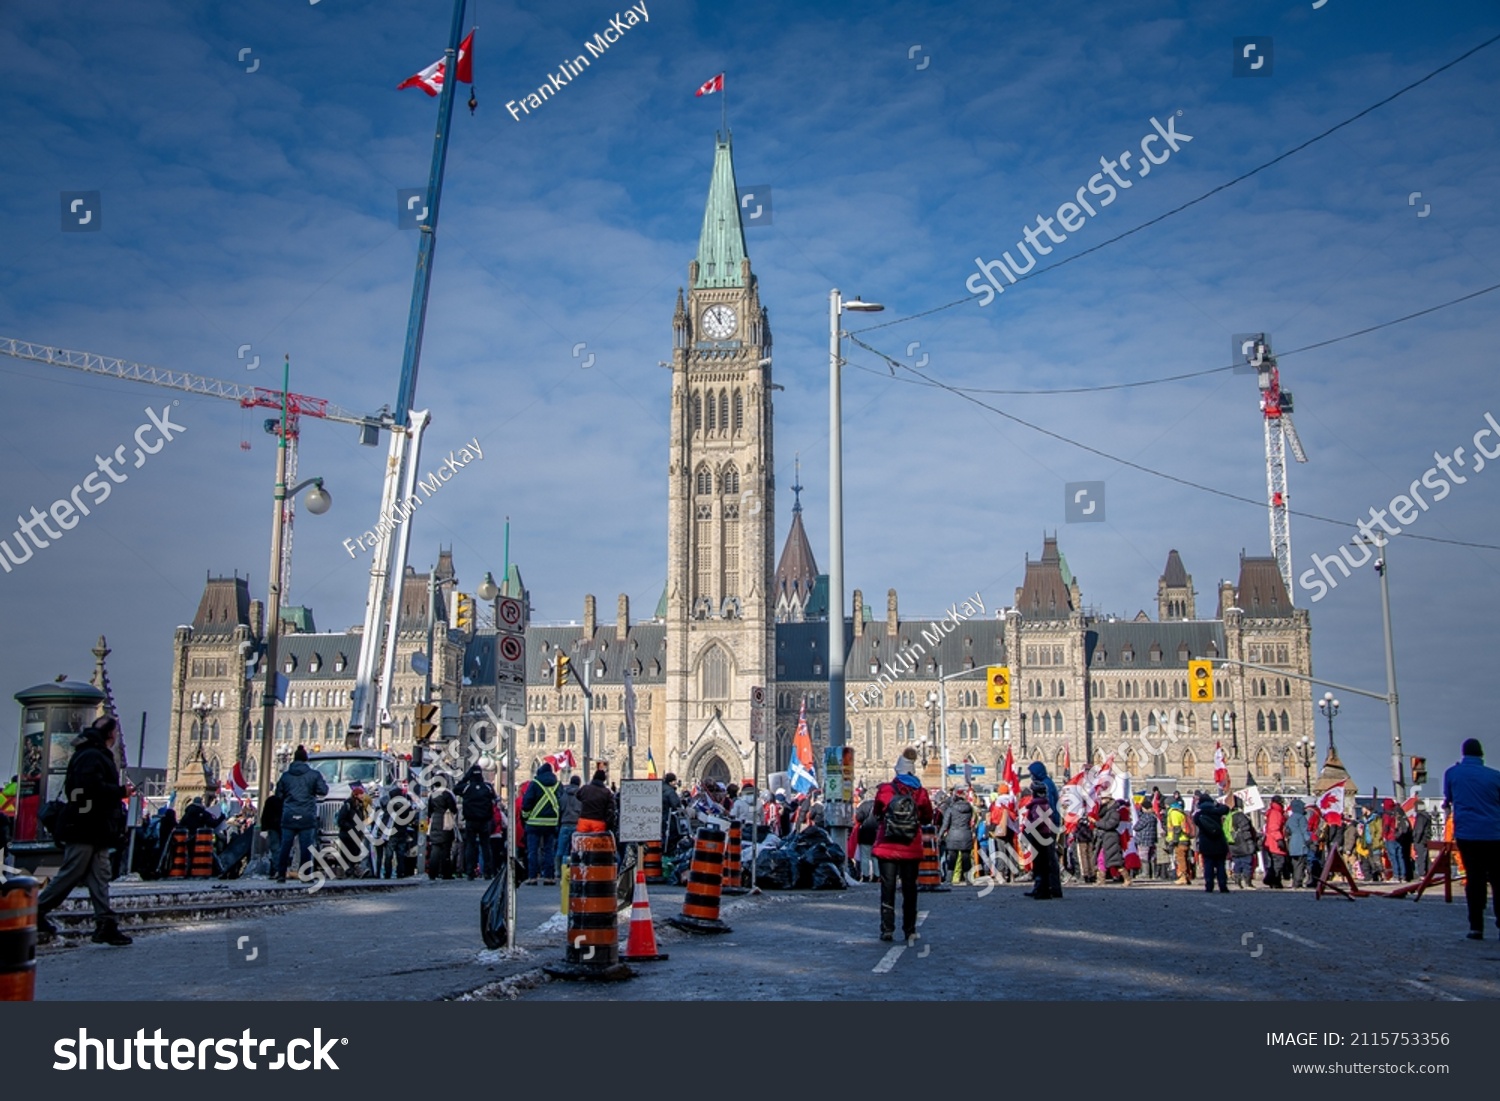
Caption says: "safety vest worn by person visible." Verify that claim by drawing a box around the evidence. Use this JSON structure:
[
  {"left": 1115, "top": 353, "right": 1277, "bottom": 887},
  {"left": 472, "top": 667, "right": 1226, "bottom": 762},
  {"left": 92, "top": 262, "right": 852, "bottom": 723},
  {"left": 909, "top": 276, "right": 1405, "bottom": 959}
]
[
  {"left": 525, "top": 780, "right": 561, "bottom": 827},
  {"left": 0, "top": 779, "right": 16, "bottom": 818},
  {"left": 1166, "top": 806, "right": 1188, "bottom": 843}
]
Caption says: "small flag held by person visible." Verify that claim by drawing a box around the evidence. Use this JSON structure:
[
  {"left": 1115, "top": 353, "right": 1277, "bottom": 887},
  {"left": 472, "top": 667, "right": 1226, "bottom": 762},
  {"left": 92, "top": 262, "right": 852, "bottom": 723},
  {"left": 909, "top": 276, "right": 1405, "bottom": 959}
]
[{"left": 788, "top": 700, "right": 817, "bottom": 793}]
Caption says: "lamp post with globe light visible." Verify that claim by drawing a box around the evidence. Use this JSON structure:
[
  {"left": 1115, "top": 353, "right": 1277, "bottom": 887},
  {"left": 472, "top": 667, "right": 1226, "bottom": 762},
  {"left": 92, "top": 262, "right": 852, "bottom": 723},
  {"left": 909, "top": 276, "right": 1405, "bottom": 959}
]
[{"left": 256, "top": 356, "right": 333, "bottom": 812}]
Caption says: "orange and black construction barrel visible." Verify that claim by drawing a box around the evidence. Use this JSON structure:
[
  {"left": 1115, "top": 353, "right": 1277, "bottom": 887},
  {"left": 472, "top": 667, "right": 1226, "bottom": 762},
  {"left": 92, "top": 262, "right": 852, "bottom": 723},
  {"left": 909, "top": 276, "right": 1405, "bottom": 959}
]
[
  {"left": 667, "top": 826, "right": 733, "bottom": 934},
  {"left": 643, "top": 839, "right": 667, "bottom": 884},
  {"left": 721, "top": 821, "right": 747, "bottom": 895},
  {"left": 168, "top": 829, "right": 190, "bottom": 878},
  {"left": 918, "top": 825, "right": 949, "bottom": 892},
  {"left": 543, "top": 831, "right": 633, "bottom": 981},
  {"left": 0, "top": 874, "right": 38, "bottom": 1001},
  {"left": 189, "top": 830, "right": 216, "bottom": 878}
]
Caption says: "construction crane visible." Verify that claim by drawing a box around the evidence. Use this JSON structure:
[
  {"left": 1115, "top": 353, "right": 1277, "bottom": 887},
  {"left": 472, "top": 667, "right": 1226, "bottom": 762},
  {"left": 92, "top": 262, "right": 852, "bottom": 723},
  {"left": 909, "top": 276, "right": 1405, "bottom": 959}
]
[
  {"left": 1247, "top": 334, "right": 1308, "bottom": 597},
  {"left": 0, "top": 335, "right": 385, "bottom": 602}
]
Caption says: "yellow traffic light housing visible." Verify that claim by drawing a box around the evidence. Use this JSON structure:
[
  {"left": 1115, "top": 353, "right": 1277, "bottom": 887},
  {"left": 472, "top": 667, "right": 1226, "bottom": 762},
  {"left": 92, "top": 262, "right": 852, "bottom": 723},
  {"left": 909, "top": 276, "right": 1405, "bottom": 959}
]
[
  {"left": 554, "top": 654, "right": 571, "bottom": 690},
  {"left": 415, "top": 702, "right": 439, "bottom": 742},
  {"left": 985, "top": 665, "right": 1011, "bottom": 710},
  {"left": 453, "top": 592, "right": 473, "bottom": 632},
  {"left": 1188, "top": 660, "right": 1215, "bottom": 702}
]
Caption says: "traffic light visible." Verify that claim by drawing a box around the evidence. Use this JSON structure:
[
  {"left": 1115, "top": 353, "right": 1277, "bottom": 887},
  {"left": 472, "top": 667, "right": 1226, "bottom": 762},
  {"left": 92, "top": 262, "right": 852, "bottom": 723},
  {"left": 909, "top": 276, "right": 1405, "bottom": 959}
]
[
  {"left": 553, "top": 653, "right": 571, "bottom": 690},
  {"left": 452, "top": 592, "right": 473, "bottom": 631},
  {"left": 1411, "top": 756, "right": 1428, "bottom": 786},
  {"left": 985, "top": 665, "right": 1011, "bottom": 710},
  {"left": 415, "top": 702, "right": 439, "bottom": 743},
  {"left": 1188, "top": 660, "right": 1215, "bottom": 702}
]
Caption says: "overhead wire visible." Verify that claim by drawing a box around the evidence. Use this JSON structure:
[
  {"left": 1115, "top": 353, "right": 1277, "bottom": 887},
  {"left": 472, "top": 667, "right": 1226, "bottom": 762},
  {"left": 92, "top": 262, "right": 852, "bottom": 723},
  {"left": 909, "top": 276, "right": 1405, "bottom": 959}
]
[
  {"left": 844, "top": 327, "right": 1500, "bottom": 552},
  {"left": 852, "top": 31, "right": 1500, "bottom": 337}
]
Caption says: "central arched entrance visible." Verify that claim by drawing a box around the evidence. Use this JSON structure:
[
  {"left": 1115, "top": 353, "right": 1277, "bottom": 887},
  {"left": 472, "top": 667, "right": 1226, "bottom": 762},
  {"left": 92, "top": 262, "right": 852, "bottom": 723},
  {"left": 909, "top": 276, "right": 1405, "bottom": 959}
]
[{"left": 698, "top": 754, "right": 732, "bottom": 787}]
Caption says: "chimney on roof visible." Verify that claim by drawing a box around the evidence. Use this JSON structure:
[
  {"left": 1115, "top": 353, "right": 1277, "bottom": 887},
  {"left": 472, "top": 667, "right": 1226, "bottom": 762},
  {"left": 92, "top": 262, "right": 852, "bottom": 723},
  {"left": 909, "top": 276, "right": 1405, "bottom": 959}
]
[
  {"left": 852, "top": 588, "right": 864, "bottom": 636},
  {"left": 249, "top": 599, "right": 264, "bottom": 642},
  {"left": 616, "top": 594, "right": 630, "bottom": 641},
  {"left": 583, "top": 594, "right": 596, "bottom": 638},
  {"left": 887, "top": 589, "right": 899, "bottom": 638}
]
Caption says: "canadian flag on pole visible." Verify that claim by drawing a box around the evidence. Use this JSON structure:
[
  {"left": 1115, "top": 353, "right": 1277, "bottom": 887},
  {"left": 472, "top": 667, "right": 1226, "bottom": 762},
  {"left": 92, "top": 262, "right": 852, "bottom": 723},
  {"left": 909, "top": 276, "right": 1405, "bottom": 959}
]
[
  {"left": 398, "top": 30, "right": 476, "bottom": 96},
  {"left": 228, "top": 762, "right": 249, "bottom": 800},
  {"left": 695, "top": 72, "right": 724, "bottom": 97},
  {"left": 1316, "top": 782, "right": 1347, "bottom": 826},
  {"left": 1213, "top": 742, "right": 1229, "bottom": 789},
  {"left": 545, "top": 749, "right": 578, "bottom": 772},
  {"left": 1002, "top": 746, "right": 1019, "bottom": 796}
]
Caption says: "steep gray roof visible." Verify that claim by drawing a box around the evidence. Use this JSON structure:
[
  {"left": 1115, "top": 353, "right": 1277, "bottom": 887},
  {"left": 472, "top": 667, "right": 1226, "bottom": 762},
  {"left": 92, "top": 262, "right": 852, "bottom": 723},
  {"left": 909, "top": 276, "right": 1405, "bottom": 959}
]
[
  {"left": 528, "top": 624, "right": 668, "bottom": 685},
  {"left": 1162, "top": 549, "right": 1188, "bottom": 588},
  {"left": 774, "top": 618, "right": 1007, "bottom": 681},
  {"left": 1089, "top": 621, "right": 1223, "bottom": 669}
]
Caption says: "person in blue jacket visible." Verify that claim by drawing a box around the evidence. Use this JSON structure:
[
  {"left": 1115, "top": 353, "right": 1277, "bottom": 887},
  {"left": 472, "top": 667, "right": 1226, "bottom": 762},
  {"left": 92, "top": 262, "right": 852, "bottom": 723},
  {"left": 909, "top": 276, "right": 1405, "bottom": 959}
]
[{"left": 1443, "top": 738, "right": 1500, "bottom": 940}]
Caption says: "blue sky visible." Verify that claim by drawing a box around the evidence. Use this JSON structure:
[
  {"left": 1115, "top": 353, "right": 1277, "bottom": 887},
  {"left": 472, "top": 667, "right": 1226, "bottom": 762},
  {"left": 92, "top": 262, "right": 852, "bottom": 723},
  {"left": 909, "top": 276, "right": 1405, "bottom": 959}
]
[{"left": 1, "top": 0, "right": 1497, "bottom": 794}]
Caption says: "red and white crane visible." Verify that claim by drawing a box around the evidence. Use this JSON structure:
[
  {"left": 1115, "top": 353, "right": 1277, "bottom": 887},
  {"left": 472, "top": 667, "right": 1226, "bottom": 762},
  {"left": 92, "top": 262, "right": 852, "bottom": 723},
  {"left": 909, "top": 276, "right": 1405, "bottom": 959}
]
[
  {"left": 0, "top": 335, "right": 385, "bottom": 602},
  {"left": 1247, "top": 334, "right": 1309, "bottom": 597}
]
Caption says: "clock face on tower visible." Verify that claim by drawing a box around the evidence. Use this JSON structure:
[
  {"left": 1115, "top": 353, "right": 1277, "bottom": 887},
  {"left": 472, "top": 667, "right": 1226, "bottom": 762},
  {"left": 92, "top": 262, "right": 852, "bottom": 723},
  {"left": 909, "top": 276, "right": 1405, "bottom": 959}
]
[{"left": 700, "top": 304, "right": 737, "bottom": 340}]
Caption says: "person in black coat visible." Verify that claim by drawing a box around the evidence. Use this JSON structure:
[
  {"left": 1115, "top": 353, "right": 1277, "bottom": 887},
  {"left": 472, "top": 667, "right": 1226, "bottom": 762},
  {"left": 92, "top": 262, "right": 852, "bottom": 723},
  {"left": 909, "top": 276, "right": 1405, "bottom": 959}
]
[
  {"left": 35, "top": 716, "right": 132, "bottom": 946},
  {"left": 1412, "top": 806, "right": 1434, "bottom": 879},
  {"left": 260, "top": 791, "right": 284, "bottom": 872},
  {"left": 455, "top": 766, "right": 497, "bottom": 879},
  {"left": 1094, "top": 797, "right": 1125, "bottom": 881},
  {"left": 1193, "top": 794, "right": 1231, "bottom": 893}
]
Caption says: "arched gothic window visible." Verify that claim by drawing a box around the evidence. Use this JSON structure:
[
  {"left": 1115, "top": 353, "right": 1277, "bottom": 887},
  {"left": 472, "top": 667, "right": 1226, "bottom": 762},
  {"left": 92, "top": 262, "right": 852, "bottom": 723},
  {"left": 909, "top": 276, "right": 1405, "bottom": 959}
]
[{"left": 700, "top": 645, "right": 730, "bottom": 701}]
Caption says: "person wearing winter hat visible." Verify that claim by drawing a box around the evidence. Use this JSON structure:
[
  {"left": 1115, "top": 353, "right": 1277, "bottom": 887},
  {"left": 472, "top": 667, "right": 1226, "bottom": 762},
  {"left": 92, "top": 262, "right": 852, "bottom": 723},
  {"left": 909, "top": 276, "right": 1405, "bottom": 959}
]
[
  {"left": 1023, "top": 779, "right": 1063, "bottom": 899},
  {"left": 871, "top": 748, "right": 934, "bottom": 942}
]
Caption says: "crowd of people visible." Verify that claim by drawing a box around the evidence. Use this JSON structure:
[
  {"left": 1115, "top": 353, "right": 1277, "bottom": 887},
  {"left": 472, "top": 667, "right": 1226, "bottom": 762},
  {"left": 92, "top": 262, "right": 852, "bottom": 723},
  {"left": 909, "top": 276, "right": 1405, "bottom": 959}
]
[{"left": 11, "top": 726, "right": 1499, "bottom": 949}]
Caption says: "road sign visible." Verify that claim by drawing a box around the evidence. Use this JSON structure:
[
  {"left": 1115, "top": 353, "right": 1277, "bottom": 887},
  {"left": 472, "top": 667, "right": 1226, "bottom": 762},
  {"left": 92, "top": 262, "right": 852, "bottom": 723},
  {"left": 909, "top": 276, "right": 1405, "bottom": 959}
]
[
  {"left": 497, "top": 596, "right": 524, "bottom": 629},
  {"left": 947, "top": 765, "right": 987, "bottom": 776},
  {"left": 986, "top": 665, "right": 1011, "bottom": 710},
  {"left": 750, "top": 684, "right": 767, "bottom": 742},
  {"left": 494, "top": 627, "right": 527, "bottom": 721},
  {"left": 494, "top": 680, "right": 525, "bottom": 715},
  {"left": 617, "top": 779, "right": 662, "bottom": 843}
]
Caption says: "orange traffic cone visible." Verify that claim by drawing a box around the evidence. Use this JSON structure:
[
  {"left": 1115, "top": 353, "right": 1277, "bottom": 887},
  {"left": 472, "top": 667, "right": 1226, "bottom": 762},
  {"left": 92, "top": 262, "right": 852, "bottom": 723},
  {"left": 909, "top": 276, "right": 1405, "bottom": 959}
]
[{"left": 620, "top": 866, "right": 668, "bottom": 962}]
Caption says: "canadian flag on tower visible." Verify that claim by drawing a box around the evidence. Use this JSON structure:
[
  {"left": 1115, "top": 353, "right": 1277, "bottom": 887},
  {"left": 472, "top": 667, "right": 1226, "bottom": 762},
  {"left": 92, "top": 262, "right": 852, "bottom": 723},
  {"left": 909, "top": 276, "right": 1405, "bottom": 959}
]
[
  {"left": 398, "top": 30, "right": 476, "bottom": 96},
  {"left": 695, "top": 72, "right": 724, "bottom": 97}
]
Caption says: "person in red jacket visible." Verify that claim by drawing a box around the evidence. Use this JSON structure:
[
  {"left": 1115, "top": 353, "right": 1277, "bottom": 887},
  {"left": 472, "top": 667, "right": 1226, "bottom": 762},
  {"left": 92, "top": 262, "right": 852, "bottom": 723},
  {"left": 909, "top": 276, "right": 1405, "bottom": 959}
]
[{"left": 872, "top": 747, "right": 935, "bottom": 943}]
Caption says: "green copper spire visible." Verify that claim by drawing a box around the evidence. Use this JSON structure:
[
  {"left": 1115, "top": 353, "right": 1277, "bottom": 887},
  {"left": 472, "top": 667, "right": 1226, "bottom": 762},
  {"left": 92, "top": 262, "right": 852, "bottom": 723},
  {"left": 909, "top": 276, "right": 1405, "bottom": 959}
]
[{"left": 694, "top": 133, "right": 748, "bottom": 289}]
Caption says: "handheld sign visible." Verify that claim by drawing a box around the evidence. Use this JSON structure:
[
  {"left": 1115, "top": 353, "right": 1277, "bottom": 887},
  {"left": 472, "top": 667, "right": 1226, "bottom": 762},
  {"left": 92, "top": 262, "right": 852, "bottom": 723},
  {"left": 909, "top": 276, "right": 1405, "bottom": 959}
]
[{"left": 617, "top": 779, "right": 663, "bottom": 843}]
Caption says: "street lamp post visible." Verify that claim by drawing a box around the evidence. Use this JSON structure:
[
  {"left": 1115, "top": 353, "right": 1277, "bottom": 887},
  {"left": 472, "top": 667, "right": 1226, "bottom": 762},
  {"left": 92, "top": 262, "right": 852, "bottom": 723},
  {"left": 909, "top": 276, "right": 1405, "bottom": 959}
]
[
  {"left": 256, "top": 356, "right": 332, "bottom": 813},
  {"left": 1296, "top": 735, "right": 1314, "bottom": 794},
  {"left": 1318, "top": 691, "right": 1340, "bottom": 762},
  {"left": 192, "top": 703, "right": 215, "bottom": 797},
  {"left": 827, "top": 289, "right": 884, "bottom": 775},
  {"left": 1364, "top": 539, "right": 1406, "bottom": 798}
]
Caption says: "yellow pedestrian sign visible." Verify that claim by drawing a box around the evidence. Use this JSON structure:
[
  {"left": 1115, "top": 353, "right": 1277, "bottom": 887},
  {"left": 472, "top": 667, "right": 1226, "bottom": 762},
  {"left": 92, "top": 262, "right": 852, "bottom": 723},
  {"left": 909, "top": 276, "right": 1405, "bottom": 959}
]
[
  {"left": 986, "top": 665, "right": 1011, "bottom": 710},
  {"left": 1188, "top": 660, "right": 1215, "bottom": 702}
]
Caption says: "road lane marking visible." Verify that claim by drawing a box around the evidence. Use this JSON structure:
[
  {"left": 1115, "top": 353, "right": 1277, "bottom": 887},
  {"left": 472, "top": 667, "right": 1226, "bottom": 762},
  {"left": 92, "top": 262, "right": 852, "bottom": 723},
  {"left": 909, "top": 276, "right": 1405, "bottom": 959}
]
[
  {"left": 1263, "top": 927, "right": 1325, "bottom": 949},
  {"left": 1403, "top": 978, "right": 1464, "bottom": 1001},
  {"left": 872, "top": 910, "right": 928, "bottom": 973}
]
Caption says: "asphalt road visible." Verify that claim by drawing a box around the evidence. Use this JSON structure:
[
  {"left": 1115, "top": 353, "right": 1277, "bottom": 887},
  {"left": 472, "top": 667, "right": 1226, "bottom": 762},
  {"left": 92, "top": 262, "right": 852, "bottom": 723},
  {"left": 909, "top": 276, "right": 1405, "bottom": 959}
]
[{"left": 31, "top": 876, "right": 1500, "bottom": 1002}]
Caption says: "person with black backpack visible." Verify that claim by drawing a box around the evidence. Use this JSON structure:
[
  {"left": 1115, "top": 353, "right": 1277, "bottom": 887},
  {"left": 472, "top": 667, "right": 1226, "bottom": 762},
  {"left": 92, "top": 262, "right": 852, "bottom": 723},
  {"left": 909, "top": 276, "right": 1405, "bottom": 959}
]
[{"left": 872, "top": 747, "right": 934, "bottom": 942}]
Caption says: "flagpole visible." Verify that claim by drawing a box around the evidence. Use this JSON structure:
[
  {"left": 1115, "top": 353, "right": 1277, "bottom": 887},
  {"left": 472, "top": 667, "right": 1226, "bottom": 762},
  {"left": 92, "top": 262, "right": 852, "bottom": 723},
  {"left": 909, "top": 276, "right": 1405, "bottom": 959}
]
[{"left": 721, "top": 72, "right": 727, "bottom": 136}]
